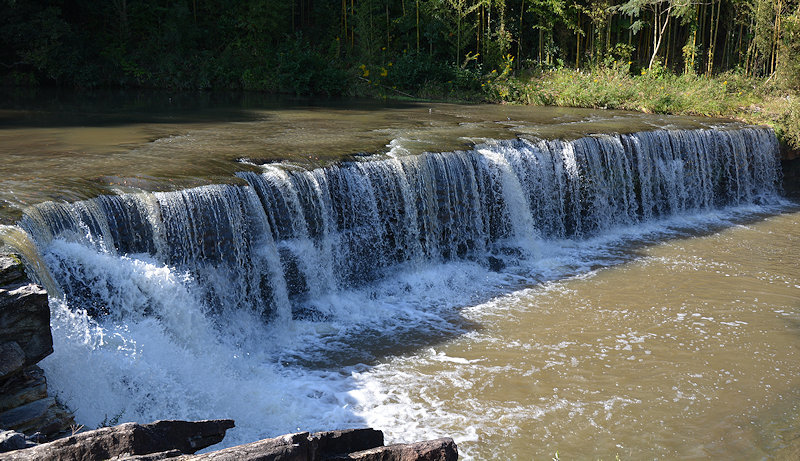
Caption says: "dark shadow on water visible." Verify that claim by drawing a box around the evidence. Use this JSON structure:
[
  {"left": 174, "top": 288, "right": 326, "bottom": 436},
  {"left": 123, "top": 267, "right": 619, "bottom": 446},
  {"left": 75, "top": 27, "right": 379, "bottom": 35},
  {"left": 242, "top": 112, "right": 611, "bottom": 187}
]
[{"left": 0, "top": 87, "right": 423, "bottom": 128}]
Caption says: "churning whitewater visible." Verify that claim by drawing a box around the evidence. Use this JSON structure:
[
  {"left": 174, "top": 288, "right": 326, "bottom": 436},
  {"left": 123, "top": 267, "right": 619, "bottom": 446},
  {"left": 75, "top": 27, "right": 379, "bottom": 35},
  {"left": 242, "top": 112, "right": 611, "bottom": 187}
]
[{"left": 11, "top": 127, "right": 785, "bottom": 451}]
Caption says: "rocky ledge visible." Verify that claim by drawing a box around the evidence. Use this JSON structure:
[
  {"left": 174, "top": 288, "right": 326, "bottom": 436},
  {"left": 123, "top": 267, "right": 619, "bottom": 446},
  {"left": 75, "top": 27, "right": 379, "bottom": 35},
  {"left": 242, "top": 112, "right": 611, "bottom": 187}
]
[
  {"left": 0, "top": 254, "right": 74, "bottom": 442},
  {"left": 0, "top": 419, "right": 457, "bottom": 461}
]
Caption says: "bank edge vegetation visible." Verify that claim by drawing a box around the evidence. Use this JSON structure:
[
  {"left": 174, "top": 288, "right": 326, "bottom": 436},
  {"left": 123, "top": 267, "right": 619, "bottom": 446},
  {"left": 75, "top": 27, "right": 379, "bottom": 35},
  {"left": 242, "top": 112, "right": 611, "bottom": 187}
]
[{"left": 1, "top": 0, "right": 798, "bottom": 148}]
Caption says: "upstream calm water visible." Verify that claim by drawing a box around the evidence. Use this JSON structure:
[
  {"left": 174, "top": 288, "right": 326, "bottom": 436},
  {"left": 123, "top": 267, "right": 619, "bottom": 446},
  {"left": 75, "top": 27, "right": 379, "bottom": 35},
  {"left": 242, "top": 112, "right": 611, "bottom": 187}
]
[
  {"left": 1, "top": 92, "right": 797, "bottom": 460},
  {"left": 0, "top": 90, "right": 726, "bottom": 223}
]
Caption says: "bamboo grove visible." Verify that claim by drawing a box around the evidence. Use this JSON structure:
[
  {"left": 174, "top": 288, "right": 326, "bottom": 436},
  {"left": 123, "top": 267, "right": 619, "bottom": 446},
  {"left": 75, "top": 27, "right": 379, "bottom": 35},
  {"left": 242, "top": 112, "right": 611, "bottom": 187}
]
[{"left": 1, "top": 0, "right": 798, "bottom": 92}]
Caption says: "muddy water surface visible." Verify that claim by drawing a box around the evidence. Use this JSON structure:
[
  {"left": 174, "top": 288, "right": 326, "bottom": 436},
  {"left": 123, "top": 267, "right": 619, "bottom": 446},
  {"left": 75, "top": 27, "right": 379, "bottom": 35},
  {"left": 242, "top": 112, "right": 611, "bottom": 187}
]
[{"left": 352, "top": 211, "right": 800, "bottom": 460}]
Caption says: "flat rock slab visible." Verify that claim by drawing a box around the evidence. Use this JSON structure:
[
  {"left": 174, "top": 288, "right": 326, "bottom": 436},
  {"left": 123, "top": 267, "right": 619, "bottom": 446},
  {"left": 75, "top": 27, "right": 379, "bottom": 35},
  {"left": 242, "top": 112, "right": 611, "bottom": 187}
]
[
  {"left": 0, "top": 366, "right": 48, "bottom": 413},
  {"left": 0, "top": 422, "right": 455, "bottom": 461},
  {"left": 0, "top": 419, "right": 235, "bottom": 461},
  {"left": 0, "top": 395, "right": 73, "bottom": 439},
  {"left": 184, "top": 429, "right": 455, "bottom": 461},
  {"left": 330, "top": 438, "right": 458, "bottom": 461},
  {"left": 188, "top": 431, "right": 310, "bottom": 461}
]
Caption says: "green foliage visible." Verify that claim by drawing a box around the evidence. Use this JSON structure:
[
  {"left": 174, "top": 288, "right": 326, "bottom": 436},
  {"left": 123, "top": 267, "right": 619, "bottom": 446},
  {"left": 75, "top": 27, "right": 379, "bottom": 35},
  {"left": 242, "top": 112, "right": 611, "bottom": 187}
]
[
  {"left": 0, "top": 0, "right": 796, "bottom": 156},
  {"left": 485, "top": 63, "right": 754, "bottom": 118},
  {"left": 781, "top": 97, "right": 800, "bottom": 149},
  {"left": 384, "top": 51, "right": 483, "bottom": 95},
  {"left": 778, "top": 10, "right": 800, "bottom": 90},
  {"left": 749, "top": 93, "right": 800, "bottom": 150},
  {"left": 274, "top": 34, "right": 348, "bottom": 95},
  {"left": 0, "top": 0, "right": 797, "bottom": 101}
]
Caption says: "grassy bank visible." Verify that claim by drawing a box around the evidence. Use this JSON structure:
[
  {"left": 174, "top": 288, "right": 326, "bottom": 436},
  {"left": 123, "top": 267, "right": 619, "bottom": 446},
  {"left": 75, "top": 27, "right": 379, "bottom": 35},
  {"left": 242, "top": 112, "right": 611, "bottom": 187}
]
[
  {"left": 483, "top": 65, "right": 800, "bottom": 153},
  {"left": 352, "top": 62, "right": 799, "bottom": 153}
]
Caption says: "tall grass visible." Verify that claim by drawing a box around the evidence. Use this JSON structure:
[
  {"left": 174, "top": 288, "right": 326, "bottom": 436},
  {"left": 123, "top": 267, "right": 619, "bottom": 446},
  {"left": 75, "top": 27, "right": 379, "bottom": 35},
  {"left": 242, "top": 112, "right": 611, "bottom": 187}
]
[{"left": 481, "top": 63, "right": 798, "bottom": 150}]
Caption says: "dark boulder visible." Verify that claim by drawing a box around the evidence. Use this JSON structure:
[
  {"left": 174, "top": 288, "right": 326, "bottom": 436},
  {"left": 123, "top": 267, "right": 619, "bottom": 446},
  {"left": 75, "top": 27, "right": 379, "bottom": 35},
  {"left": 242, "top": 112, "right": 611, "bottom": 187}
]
[
  {"left": 0, "top": 419, "right": 235, "bottom": 461},
  {"left": 0, "top": 342, "right": 25, "bottom": 381},
  {"left": 327, "top": 438, "right": 458, "bottom": 461},
  {"left": 0, "top": 366, "right": 48, "bottom": 414},
  {"left": 0, "top": 430, "right": 37, "bottom": 454},
  {"left": 0, "top": 396, "right": 73, "bottom": 438},
  {"left": 0, "top": 276, "right": 52, "bottom": 368},
  {"left": 310, "top": 429, "right": 384, "bottom": 458}
]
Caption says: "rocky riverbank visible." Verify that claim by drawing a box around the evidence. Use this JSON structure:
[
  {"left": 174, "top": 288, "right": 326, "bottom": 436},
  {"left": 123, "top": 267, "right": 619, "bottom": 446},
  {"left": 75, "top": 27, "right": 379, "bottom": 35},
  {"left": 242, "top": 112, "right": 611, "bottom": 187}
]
[
  {"left": 1, "top": 419, "right": 458, "bottom": 460},
  {"left": 0, "top": 254, "right": 74, "bottom": 444},
  {"left": 0, "top": 252, "right": 458, "bottom": 460}
]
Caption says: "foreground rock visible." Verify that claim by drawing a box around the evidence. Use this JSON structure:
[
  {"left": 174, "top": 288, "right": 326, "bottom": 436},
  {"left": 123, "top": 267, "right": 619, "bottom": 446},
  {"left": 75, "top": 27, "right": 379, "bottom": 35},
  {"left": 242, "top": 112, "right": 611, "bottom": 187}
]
[
  {"left": 0, "top": 423, "right": 457, "bottom": 461},
  {"left": 185, "top": 428, "right": 386, "bottom": 460},
  {"left": 328, "top": 438, "right": 458, "bottom": 461},
  {"left": 0, "top": 431, "right": 36, "bottom": 453},
  {"left": 0, "top": 419, "right": 234, "bottom": 460},
  {"left": 121, "top": 427, "right": 456, "bottom": 461},
  {"left": 0, "top": 254, "right": 74, "bottom": 441},
  {"left": 0, "top": 256, "right": 52, "bottom": 368}
]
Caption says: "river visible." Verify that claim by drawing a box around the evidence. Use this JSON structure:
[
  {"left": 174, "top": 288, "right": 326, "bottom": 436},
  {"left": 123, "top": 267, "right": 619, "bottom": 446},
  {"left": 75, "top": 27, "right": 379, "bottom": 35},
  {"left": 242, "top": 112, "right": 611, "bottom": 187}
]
[{"left": 0, "top": 91, "right": 797, "bottom": 459}]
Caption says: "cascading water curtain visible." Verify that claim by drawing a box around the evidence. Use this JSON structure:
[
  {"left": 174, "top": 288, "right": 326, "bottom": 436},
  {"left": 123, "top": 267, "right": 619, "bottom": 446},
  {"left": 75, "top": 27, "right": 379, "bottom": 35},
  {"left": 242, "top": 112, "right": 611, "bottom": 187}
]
[{"left": 19, "top": 127, "right": 781, "bottom": 320}]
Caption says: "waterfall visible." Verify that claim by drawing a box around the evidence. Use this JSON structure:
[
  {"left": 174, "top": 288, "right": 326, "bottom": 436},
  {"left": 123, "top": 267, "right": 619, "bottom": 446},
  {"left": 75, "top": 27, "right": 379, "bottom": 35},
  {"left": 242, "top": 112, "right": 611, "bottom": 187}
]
[
  {"left": 18, "top": 127, "right": 781, "bottom": 321},
  {"left": 6, "top": 126, "right": 785, "bottom": 445}
]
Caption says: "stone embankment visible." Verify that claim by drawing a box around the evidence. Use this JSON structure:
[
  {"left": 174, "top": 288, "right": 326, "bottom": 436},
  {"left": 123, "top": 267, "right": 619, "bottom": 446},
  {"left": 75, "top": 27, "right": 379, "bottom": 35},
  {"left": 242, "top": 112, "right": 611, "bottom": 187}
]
[{"left": 0, "top": 252, "right": 458, "bottom": 460}]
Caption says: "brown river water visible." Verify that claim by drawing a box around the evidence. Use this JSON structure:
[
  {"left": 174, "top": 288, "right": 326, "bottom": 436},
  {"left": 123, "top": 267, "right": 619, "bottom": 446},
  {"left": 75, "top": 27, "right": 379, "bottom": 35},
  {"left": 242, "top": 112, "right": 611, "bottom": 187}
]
[
  {"left": 1, "top": 91, "right": 797, "bottom": 459},
  {"left": 0, "top": 90, "right": 727, "bottom": 223},
  {"left": 351, "top": 210, "right": 800, "bottom": 459}
]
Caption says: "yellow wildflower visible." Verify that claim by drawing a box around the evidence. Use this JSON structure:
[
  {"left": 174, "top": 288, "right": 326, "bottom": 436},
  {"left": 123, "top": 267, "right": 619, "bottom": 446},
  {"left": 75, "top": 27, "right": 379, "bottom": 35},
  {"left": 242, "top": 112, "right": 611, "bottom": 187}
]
[{"left": 380, "top": 67, "right": 387, "bottom": 77}]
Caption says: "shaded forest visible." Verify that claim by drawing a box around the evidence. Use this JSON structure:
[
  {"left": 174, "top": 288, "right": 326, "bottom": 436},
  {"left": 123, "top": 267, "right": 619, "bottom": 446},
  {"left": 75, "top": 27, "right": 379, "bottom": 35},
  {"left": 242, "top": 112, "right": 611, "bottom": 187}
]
[{"left": 1, "top": 0, "right": 798, "bottom": 95}]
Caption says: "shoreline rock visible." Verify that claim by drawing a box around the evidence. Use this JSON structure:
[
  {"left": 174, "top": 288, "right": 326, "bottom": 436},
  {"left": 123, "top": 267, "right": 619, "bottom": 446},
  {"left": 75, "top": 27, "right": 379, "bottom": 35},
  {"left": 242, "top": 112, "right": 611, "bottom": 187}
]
[
  {"left": 0, "top": 419, "right": 235, "bottom": 460},
  {"left": 0, "top": 254, "right": 74, "bottom": 441},
  {"left": 0, "top": 423, "right": 457, "bottom": 461}
]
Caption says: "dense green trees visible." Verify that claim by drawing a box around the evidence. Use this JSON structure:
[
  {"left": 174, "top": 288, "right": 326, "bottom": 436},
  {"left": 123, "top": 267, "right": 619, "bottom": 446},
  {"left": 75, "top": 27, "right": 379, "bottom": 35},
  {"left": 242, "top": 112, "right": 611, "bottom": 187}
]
[{"left": 1, "top": 0, "right": 797, "bottom": 93}]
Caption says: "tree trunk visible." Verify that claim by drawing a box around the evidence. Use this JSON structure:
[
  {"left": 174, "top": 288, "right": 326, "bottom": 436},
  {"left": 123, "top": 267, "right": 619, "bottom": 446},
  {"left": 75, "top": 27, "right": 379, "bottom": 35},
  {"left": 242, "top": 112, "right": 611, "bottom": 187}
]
[
  {"left": 576, "top": 13, "right": 581, "bottom": 68},
  {"left": 707, "top": 0, "right": 721, "bottom": 75},
  {"left": 518, "top": 0, "right": 524, "bottom": 69},
  {"left": 772, "top": 0, "right": 783, "bottom": 74},
  {"left": 649, "top": 4, "right": 672, "bottom": 69},
  {"left": 386, "top": 2, "right": 390, "bottom": 51},
  {"left": 416, "top": 0, "right": 419, "bottom": 53}
]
